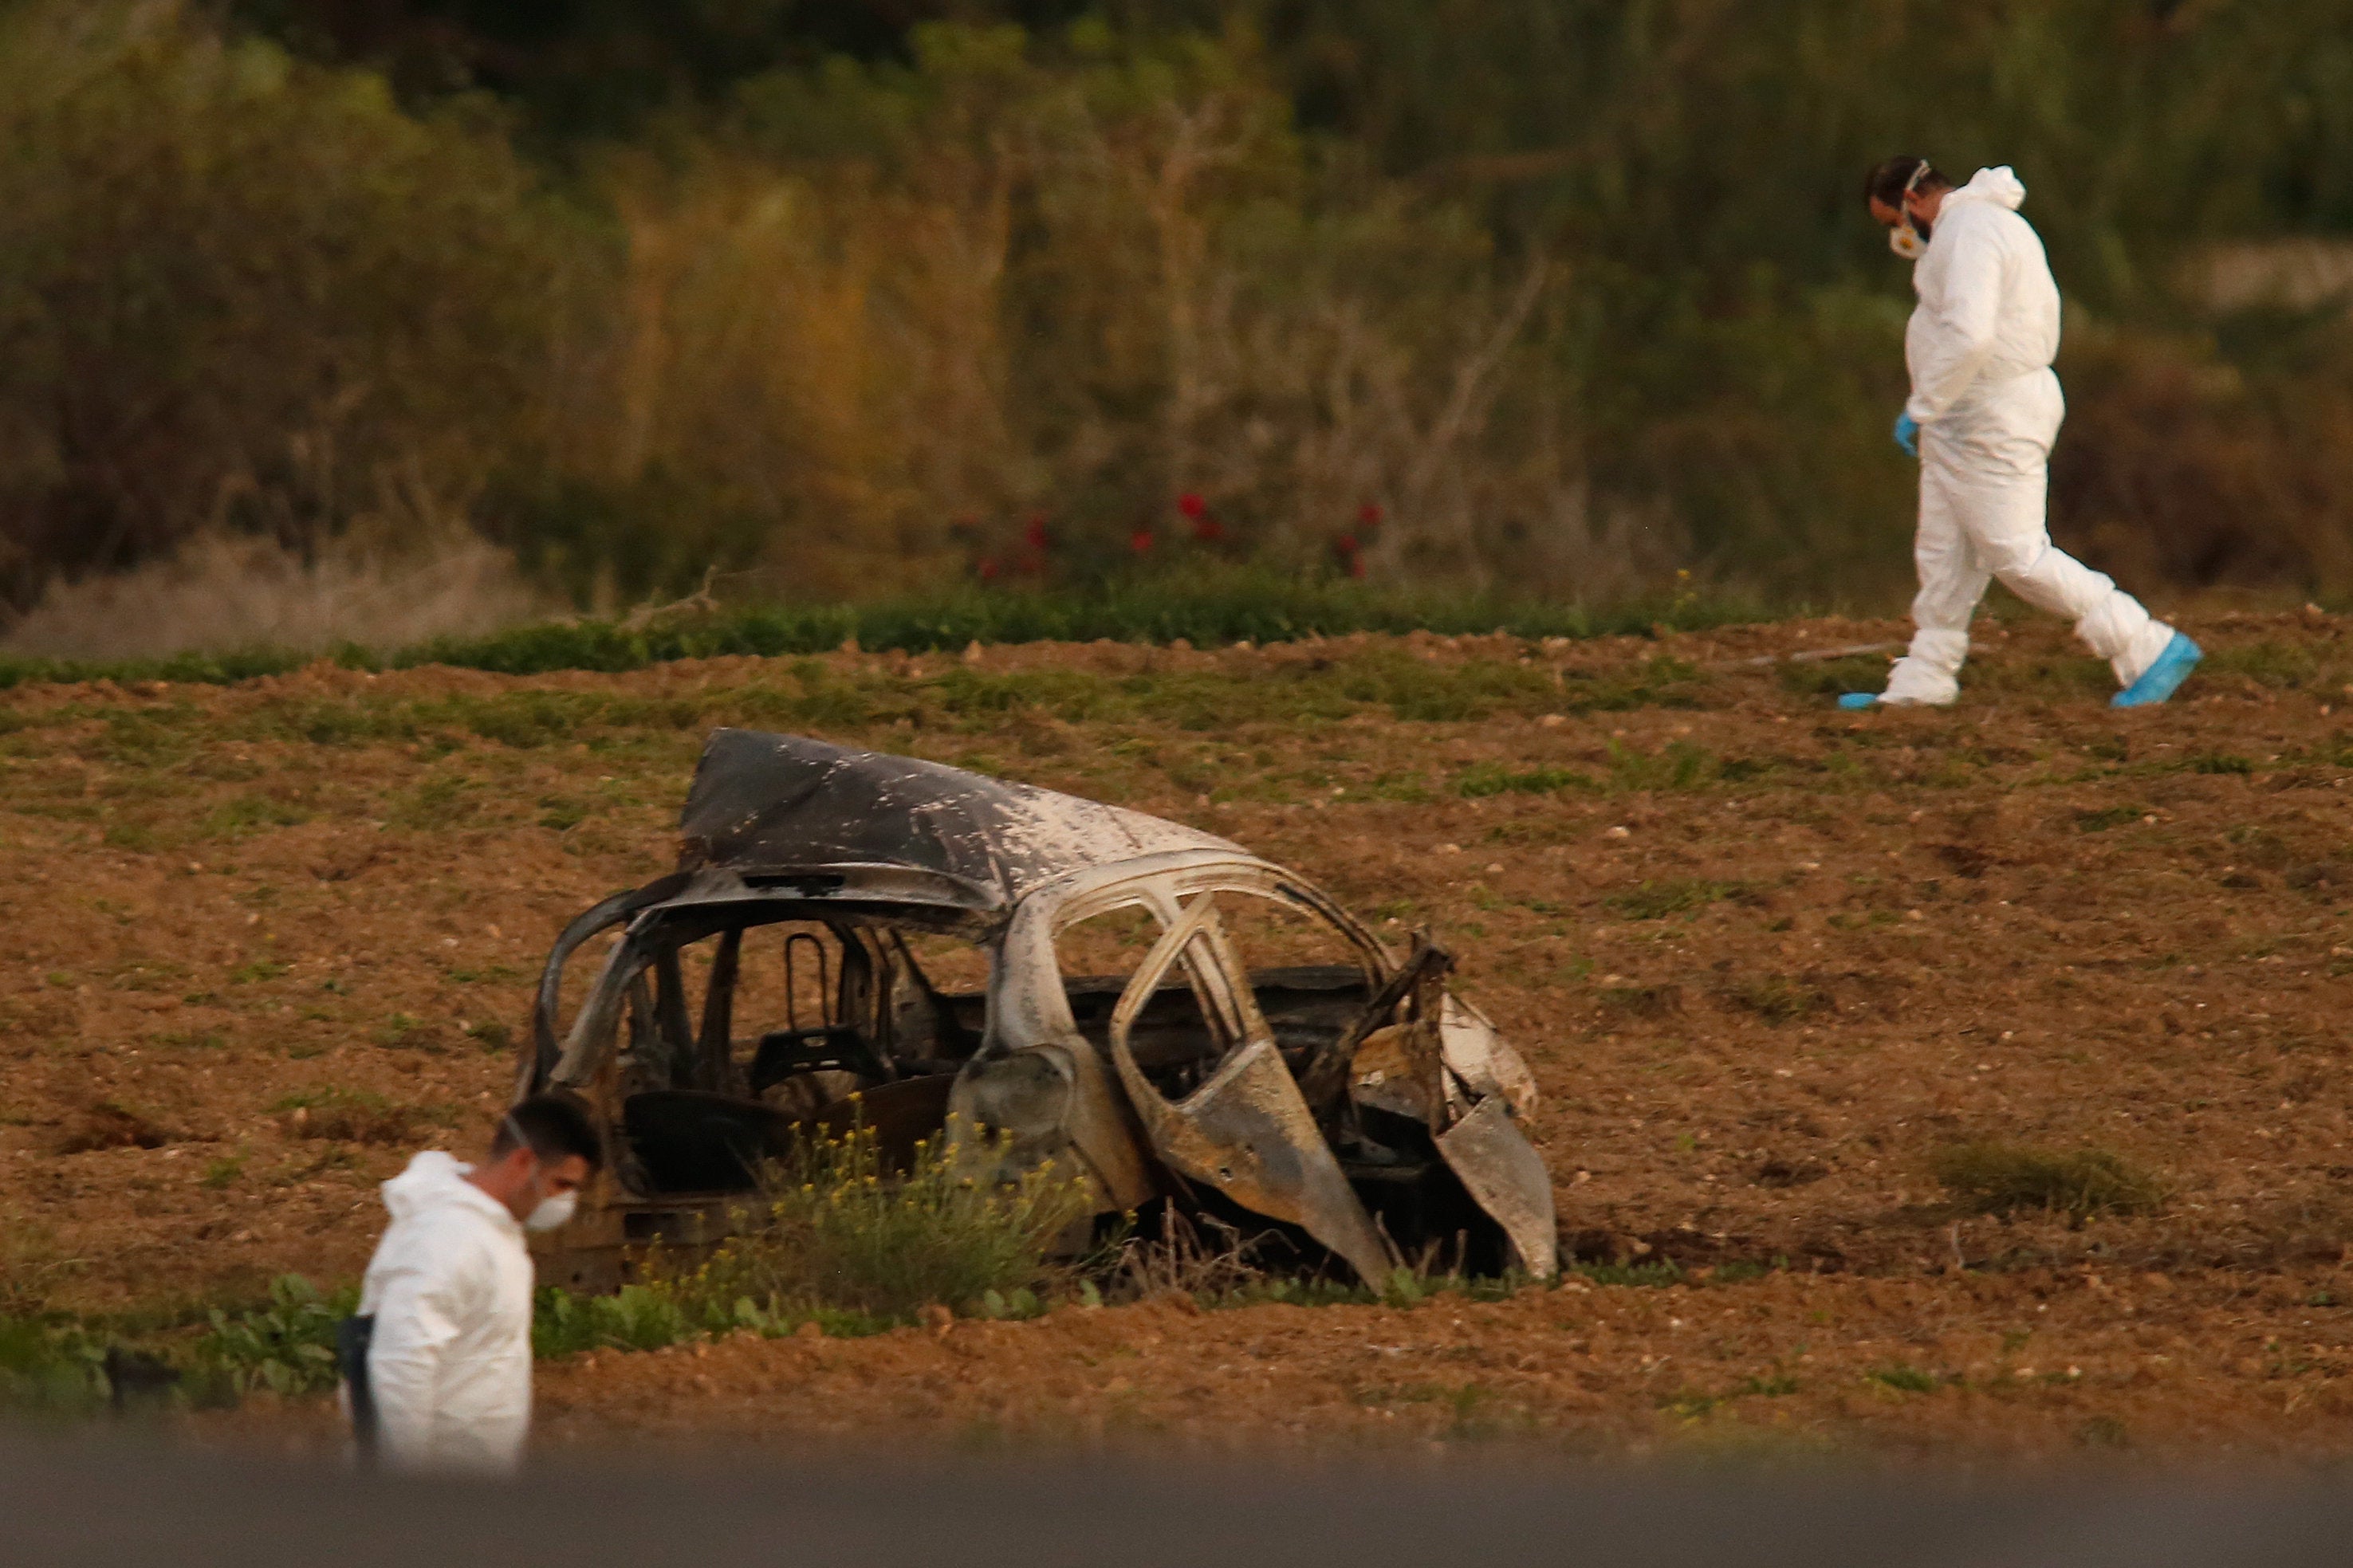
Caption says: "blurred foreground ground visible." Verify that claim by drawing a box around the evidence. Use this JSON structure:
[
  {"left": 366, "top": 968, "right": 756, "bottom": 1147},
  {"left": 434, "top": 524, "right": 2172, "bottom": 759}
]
[{"left": 7, "top": 611, "right": 2353, "bottom": 1462}]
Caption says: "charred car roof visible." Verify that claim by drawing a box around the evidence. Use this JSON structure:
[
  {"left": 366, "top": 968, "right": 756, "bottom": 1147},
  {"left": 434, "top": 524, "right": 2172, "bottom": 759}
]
[{"left": 673, "top": 728, "right": 1251, "bottom": 911}]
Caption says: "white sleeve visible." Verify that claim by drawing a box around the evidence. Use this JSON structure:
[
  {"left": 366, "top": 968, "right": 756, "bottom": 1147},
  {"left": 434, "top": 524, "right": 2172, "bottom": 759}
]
[
  {"left": 364, "top": 1234, "right": 474, "bottom": 1468},
  {"left": 1904, "top": 219, "right": 2007, "bottom": 424}
]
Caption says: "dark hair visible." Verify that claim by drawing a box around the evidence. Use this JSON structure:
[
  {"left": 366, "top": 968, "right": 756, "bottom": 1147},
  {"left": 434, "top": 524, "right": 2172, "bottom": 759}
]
[
  {"left": 493, "top": 1093, "right": 603, "bottom": 1172},
  {"left": 1865, "top": 155, "right": 1948, "bottom": 210}
]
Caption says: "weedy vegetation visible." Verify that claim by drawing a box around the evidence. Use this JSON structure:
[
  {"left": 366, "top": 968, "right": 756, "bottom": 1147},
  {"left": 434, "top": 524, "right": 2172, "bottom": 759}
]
[{"left": 1929, "top": 1142, "right": 2166, "bottom": 1223}]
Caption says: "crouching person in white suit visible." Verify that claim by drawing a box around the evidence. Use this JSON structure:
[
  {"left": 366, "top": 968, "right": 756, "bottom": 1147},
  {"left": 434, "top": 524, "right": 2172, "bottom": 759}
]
[
  {"left": 340, "top": 1094, "right": 600, "bottom": 1474},
  {"left": 1851, "top": 156, "right": 2201, "bottom": 711}
]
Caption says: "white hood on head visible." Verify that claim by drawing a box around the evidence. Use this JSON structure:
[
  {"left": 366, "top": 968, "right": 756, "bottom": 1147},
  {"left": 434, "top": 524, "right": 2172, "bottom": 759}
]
[
  {"left": 1950, "top": 165, "right": 2027, "bottom": 211},
  {"left": 380, "top": 1149, "right": 511, "bottom": 1231}
]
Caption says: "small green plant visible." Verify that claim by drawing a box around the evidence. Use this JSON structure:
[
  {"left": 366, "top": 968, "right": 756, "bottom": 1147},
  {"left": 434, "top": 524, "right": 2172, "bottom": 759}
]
[
  {"left": 2071, "top": 805, "right": 2145, "bottom": 833},
  {"left": 1929, "top": 1141, "right": 2164, "bottom": 1221},
  {"left": 199, "top": 1153, "right": 245, "bottom": 1189}
]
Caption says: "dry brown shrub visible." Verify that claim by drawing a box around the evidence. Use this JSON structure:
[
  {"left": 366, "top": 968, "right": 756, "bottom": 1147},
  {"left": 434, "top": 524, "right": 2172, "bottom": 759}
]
[{"left": 1, "top": 531, "right": 552, "bottom": 660}]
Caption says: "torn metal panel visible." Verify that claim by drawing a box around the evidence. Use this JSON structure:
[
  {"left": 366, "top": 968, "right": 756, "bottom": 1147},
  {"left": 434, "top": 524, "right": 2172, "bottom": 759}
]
[
  {"left": 1434, "top": 1098, "right": 1560, "bottom": 1279},
  {"left": 1437, "top": 993, "right": 1540, "bottom": 1118},
  {"left": 1105, "top": 898, "right": 1395, "bottom": 1285}
]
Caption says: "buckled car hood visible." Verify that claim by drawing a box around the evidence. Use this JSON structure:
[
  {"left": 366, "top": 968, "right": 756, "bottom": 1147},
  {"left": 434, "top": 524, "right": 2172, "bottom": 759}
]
[{"left": 676, "top": 728, "right": 1244, "bottom": 902}]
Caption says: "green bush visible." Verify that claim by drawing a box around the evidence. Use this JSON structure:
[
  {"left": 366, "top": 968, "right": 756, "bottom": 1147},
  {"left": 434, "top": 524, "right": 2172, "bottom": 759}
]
[
  {"left": 186, "top": 1273, "right": 357, "bottom": 1401},
  {"left": 659, "top": 1118, "right": 1093, "bottom": 1326},
  {"left": 0, "top": 0, "right": 580, "bottom": 607},
  {"left": 531, "top": 1283, "right": 691, "bottom": 1359}
]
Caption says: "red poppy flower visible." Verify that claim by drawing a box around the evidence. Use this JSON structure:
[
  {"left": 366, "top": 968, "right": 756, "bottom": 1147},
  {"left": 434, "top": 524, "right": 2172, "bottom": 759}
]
[
  {"left": 977, "top": 556, "right": 1001, "bottom": 581},
  {"left": 1191, "top": 517, "right": 1226, "bottom": 543},
  {"left": 1176, "top": 492, "right": 1206, "bottom": 519},
  {"left": 1023, "top": 514, "right": 1049, "bottom": 552},
  {"left": 1357, "top": 502, "right": 1383, "bottom": 529},
  {"left": 1129, "top": 528, "right": 1155, "bottom": 554}
]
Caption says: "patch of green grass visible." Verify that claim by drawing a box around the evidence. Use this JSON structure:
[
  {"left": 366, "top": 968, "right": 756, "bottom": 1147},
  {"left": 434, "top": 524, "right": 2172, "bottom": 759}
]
[
  {"left": 1606, "top": 739, "right": 1725, "bottom": 792},
  {"left": 1566, "top": 1260, "right": 1688, "bottom": 1287},
  {"left": 1866, "top": 1362, "right": 1939, "bottom": 1394},
  {"left": 1603, "top": 878, "right": 1748, "bottom": 921},
  {"left": 2190, "top": 753, "right": 2255, "bottom": 776},
  {"left": 2205, "top": 641, "right": 2331, "bottom": 690},
  {"left": 2071, "top": 804, "right": 2146, "bottom": 833},
  {"left": 199, "top": 1153, "right": 245, "bottom": 1190},
  {"left": 229, "top": 959, "right": 290, "bottom": 984},
  {"left": 389, "top": 772, "right": 480, "bottom": 828},
  {"left": 1928, "top": 1141, "right": 2165, "bottom": 1221},
  {"left": 1720, "top": 974, "right": 1828, "bottom": 1025},
  {"left": 1597, "top": 983, "right": 1682, "bottom": 1018},
  {"left": 1457, "top": 763, "right": 1599, "bottom": 798},
  {"left": 373, "top": 1012, "right": 443, "bottom": 1051},
  {"left": 271, "top": 1087, "right": 452, "bottom": 1145},
  {"left": 197, "top": 794, "right": 309, "bottom": 839},
  {"left": 462, "top": 1020, "right": 516, "bottom": 1052},
  {"left": 102, "top": 820, "right": 161, "bottom": 851}
]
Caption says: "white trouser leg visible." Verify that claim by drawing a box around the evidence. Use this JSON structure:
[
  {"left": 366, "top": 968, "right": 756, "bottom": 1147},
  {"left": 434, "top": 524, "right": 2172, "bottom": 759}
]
[
  {"left": 1882, "top": 459, "right": 1987, "bottom": 705},
  {"left": 1931, "top": 372, "right": 2174, "bottom": 688}
]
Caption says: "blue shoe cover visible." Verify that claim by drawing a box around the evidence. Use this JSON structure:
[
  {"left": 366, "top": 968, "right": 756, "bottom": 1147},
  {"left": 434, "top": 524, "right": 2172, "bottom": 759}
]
[
  {"left": 2111, "top": 633, "right": 2202, "bottom": 709},
  {"left": 1836, "top": 692, "right": 1879, "bottom": 710}
]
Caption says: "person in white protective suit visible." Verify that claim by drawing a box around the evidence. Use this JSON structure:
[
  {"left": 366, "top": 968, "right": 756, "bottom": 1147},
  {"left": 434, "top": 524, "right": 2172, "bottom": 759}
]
[
  {"left": 342, "top": 1094, "right": 599, "bottom": 1473},
  {"left": 1845, "top": 157, "right": 2202, "bottom": 710}
]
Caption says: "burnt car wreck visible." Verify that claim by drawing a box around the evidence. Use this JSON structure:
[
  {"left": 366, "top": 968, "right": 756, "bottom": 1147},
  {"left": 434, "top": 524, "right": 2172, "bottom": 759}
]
[{"left": 521, "top": 729, "right": 1557, "bottom": 1291}]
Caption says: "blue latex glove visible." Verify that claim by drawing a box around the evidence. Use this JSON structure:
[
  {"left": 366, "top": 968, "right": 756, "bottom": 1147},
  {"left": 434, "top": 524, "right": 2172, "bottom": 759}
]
[{"left": 1893, "top": 411, "right": 1920, "bottom": 458}]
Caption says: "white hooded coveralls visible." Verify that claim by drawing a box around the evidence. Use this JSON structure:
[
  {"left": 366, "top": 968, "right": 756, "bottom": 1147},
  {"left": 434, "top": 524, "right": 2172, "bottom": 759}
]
[
  {"left": 1881, "top": 167, "right": 2174, "bottom": 705},
  {"left": 356, "top": 1150, "right": 535, "bottom": 1474}
]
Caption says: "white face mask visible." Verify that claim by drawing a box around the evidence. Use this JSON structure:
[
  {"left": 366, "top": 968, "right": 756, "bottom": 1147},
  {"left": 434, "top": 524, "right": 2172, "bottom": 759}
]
[
  {"left": 502, "top": 1113, "right": 581, "bottom": 1231},
  {"left": 524, "top": 1187, "right": 578, "bottom": 1232},
  {"left": 1887, "top": 162, "right": 1934, "bottom": 260}
]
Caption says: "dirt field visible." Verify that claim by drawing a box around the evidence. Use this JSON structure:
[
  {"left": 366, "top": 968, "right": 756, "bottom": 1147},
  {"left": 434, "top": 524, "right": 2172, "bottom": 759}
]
[{"left": 9, "top": 608, "right": 2353, "bottom": 1461}]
